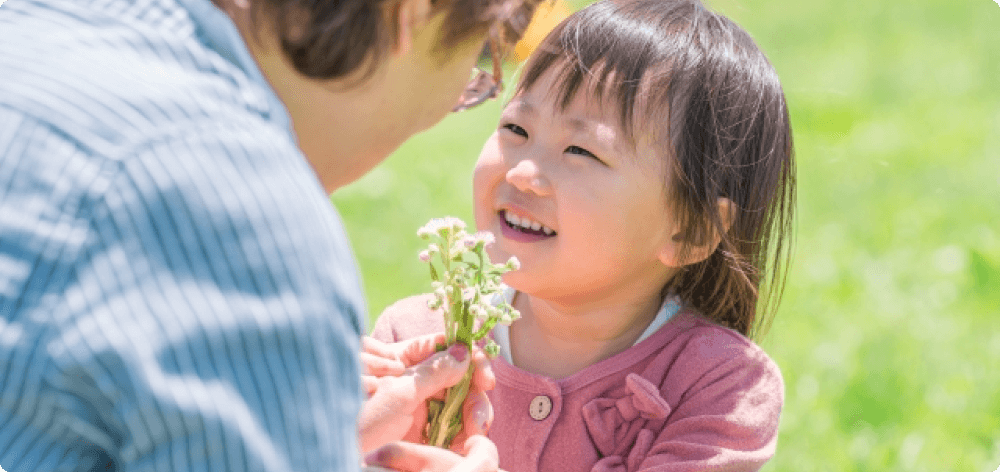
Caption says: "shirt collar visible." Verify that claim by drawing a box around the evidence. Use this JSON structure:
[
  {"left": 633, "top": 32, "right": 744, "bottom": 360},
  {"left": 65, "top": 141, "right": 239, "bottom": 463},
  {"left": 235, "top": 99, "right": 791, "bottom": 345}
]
[{"left": 175, "top": 0, "right": 294, "bottom": 137}]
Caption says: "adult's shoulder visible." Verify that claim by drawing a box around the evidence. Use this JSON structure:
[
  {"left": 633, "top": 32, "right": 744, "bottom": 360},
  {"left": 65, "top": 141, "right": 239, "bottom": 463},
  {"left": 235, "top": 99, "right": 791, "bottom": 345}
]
[
  {"left": 370, "top": 294, "right": 445, "bottom": 343},
  {"left": 0, "top": 0, "right": 286, "bottom": 158}
]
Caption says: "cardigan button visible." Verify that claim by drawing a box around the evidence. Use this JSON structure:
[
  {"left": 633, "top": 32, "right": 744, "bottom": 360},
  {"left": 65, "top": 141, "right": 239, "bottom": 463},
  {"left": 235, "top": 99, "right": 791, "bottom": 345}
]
[{"left": 529, "top": 395, "right": 552, "bottom": 420}]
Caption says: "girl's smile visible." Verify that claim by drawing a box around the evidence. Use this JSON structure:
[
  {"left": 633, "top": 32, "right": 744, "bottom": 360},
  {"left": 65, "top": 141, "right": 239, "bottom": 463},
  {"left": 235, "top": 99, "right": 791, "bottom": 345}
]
[{"left": 497, "top": 209, "right": 556, "bottom": 243}]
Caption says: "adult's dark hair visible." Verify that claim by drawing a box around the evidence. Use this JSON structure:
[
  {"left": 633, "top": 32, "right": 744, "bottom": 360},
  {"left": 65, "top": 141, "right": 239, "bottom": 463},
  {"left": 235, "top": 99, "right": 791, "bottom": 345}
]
[
  {"left": 518, "top": 0, "right": 795, "bottom": 339},
  {"left": 243, "top": 0, "right": 542, "bottom": 80}
]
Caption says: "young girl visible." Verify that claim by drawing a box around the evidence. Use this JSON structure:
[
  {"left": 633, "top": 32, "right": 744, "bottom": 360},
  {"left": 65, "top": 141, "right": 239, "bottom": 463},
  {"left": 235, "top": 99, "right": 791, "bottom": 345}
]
[{"left": 372, "top": 0, "right": 795, "bottom": 470}]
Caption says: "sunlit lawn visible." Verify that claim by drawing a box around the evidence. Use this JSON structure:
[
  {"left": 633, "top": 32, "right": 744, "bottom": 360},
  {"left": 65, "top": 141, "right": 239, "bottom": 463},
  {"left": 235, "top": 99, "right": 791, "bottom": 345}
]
[{"left": 333, "top": 0, "right": 1000, "bottom": 470}]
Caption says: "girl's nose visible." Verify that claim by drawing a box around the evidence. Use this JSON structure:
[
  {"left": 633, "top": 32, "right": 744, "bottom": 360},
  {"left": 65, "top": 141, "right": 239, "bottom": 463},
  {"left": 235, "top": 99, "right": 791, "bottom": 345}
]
[{"left": 505, "top": 158, "right": 551, "bottom": 195}]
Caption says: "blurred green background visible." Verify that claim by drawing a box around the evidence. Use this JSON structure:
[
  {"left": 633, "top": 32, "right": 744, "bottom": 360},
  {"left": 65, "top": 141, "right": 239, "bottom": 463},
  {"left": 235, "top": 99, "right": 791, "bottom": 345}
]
[{"left": 333, "top": 0, "right": 1000, "bottom": 470}]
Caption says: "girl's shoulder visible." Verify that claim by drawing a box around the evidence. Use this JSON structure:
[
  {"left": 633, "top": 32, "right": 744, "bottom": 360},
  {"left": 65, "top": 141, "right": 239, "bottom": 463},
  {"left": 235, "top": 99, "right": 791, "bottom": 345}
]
[
  {"left": 650, "top": 309, "right": 784, "bottom": 397},
  {"left": 370, "top": 293, "right": 445, "bottom": 343}
]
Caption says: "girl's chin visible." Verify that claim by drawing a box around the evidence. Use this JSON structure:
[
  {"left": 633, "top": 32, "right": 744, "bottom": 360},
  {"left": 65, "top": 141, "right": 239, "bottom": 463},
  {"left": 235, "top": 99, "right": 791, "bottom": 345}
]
[{"left": 499, "top": 270, "right": 536, "bottom": 294}]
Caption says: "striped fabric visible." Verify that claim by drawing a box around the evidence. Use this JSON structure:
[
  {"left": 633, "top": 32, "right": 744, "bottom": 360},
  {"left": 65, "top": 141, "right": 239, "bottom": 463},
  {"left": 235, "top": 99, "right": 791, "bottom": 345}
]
[{"left": 0, "top": 0, "right": 367, "bottom": 471}]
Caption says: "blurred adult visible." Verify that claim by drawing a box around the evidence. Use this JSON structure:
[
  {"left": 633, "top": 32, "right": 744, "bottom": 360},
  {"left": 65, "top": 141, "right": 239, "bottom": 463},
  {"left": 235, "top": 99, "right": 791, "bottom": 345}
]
[{"left": 0, "top": 0, "right": 537, "bottom": 470}]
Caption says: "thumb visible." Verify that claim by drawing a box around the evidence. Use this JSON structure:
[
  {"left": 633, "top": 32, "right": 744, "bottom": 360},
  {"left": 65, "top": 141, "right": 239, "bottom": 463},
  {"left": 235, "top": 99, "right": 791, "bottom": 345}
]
[
  {"left": 463, "top": 391, "right": 493, "bottom": 436},
  {"left": 409, "top": 344, "right": 471, "bottom": 401},
  {"left": 448, "top": 390, "right": 493, "bottom": 451}
]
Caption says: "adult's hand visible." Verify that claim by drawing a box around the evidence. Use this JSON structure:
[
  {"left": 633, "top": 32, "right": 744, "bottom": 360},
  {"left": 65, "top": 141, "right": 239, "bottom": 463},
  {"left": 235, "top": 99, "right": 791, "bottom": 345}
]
[
  {"left": 364, "top": 435, "right": 502, "bottom": 472},
  {"left": 359, "top": 334, "right": 496, "bottom": 453}
]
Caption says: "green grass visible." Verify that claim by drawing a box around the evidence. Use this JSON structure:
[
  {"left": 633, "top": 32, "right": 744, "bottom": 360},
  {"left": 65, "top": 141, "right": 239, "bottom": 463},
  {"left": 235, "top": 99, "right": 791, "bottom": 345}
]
[{"left": 333, "top": 0, "right": 1000, "bottom": 469}]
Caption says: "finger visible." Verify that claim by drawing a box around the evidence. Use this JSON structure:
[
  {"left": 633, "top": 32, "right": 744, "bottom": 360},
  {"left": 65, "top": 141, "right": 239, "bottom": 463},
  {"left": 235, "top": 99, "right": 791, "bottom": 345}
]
[
  {"left": 400, "top": 399, "right": 429, "bottom": 445},
  {"left": 365, "top": 441, "right": 456, "bottom": 472},
  {"left": 463, "top": 391, "right": 493, "bottom": 437},
  {"left": 469, "top": 349, "right": 496, "bottom": 393},
  {"left": 449, "top": 391, "right": 493, "bottom": 452},
  {"left": 409, "top": 344, "right": 470, "bottom": 401},
  {"left": 362, "top": 336, "right": 400, "bottom": 359},
  {"left": 398, "top": 332, "right": 448, "bottom": 367},
  {"left": 361, "top": 352, "right": 406, "bottom": 376},
  {"left": 452, "top": 435, "right": 499, "bottom": 472},
  {"left": 362, "top": 376, "right": 380, "bottom": 396}
]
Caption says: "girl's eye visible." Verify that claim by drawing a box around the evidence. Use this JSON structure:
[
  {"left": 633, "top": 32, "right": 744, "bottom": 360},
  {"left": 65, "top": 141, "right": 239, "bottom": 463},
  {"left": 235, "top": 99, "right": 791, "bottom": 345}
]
[
  {"left": 565, "top": 145, "right": 605, "bottom": 164},
  {"left": 501, "top": 123, "right": 528, "bottom": 138}
]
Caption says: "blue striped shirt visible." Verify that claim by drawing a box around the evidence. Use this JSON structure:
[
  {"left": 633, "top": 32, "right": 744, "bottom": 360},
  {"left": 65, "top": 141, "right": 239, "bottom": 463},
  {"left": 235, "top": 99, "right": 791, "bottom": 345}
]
[{"left": 0, "top": 0, "right": 368, "bottom": 471}]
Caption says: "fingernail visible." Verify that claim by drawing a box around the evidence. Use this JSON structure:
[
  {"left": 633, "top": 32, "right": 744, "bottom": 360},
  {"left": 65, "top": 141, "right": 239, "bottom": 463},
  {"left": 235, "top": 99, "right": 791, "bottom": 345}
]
[
  {"left": 475, "top": 405, "right": 490, "bottom": 432},
  {"left": 448, "top": 344, "right": 468, "bottom": 362},
  {"left": 364, "top": 449, "right": 382, "bottom": 465},
  {"left": 364, "top": 447, "right": 391, "bottom": 465}
]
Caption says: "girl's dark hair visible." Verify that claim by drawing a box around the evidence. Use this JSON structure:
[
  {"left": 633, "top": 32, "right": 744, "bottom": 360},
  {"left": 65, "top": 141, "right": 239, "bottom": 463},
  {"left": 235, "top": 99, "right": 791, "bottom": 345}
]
[
  {"left": 518, "top": 0, "right": 795, "bottom": 339},
  {"left": 244, "top": 0, "right": 541, "bottom": 80}
]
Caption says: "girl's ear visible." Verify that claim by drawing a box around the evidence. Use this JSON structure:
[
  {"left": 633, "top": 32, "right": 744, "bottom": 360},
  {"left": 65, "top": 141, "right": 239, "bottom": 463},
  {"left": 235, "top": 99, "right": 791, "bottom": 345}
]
[
  {"left": 391, "top": 0, "right": 432, "bottom": 56},
  {"left": 659, "top": 198, "right": 735, "bottom": 267}
]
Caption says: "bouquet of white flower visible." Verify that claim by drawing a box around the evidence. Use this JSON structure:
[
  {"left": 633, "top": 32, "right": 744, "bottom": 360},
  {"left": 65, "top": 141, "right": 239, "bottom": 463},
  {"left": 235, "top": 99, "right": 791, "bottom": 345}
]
[{"left": 416, "top": 217, "right": 520, "bottom": 448}]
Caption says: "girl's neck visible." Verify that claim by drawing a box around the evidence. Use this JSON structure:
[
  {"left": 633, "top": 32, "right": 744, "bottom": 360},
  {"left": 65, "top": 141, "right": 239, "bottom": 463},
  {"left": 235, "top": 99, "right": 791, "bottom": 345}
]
[{"left": 508, "top": 291, "right": 664, "bottom": 379}]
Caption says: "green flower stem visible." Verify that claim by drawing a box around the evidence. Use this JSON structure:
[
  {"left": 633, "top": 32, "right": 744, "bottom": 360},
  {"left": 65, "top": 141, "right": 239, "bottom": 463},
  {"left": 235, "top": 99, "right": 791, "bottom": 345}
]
[{"left": 428, "top": 359, "right": 475, "bottom": 448}]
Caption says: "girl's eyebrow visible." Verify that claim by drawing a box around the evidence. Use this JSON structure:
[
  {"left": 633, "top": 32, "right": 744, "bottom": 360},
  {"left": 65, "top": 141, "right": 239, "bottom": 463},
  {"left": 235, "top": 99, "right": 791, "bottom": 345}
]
[
  {"left": 510, "top": 100, "right": 537, "bottom": 116},
  {"left": 513, "top": 99, "right": 596, "bottom": 133}
]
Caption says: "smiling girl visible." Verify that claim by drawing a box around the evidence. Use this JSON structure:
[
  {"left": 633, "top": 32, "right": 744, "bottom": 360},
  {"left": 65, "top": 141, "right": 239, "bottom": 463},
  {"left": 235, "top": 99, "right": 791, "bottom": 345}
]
[{"left": 372, "top": 0, "right": 795, "bottom": 470}]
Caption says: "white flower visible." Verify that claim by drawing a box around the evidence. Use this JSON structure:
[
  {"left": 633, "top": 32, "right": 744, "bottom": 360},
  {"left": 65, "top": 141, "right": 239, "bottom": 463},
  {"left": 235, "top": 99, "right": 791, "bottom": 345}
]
[
  {"left": 446, "top": 217, "right": 467, "bottom": 233},
  {"left": 496, "top": 305, "right": 520, "bottom": 324},
  {"left": 418, "top": 216, "right": 466, "bottom": 239},
  {"left": 417, "top": 225, "right": 435, "bottom": 239},
  {"left": 474, "top": 231, "right": 496, "bottom": 247},
  {"left": 418, "top": 250, "right": 431, "bottom": 262},
  {"left": 505, "top": 257, "right": 521, "bottom": 270}
]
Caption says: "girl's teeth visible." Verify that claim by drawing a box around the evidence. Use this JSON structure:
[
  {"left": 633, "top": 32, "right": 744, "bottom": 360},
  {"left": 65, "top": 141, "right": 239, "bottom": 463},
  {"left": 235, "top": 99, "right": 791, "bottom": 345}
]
[{"left": 502, "top": 210, "right": 555, "bottom": 236}]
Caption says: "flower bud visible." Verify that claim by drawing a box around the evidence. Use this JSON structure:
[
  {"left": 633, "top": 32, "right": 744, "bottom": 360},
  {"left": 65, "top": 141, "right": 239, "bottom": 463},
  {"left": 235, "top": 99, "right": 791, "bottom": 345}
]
[
  {"left": 483, "top": 340, "right": 500, "bottom": 358},
  {"left": 418, "top": 250, "right": 431, "bottom": 262}
]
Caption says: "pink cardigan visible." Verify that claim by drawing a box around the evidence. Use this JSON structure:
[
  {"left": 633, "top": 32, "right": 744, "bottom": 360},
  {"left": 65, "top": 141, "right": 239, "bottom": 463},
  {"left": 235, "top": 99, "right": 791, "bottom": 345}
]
[{"left": 371, "top": 295, "right": 784, "bottom": 472}]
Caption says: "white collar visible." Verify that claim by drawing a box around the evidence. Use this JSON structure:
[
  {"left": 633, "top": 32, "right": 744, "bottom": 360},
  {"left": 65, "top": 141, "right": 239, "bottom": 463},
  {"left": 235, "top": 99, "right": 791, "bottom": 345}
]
[{"left": 490, "top": 287, "right": 682, "bottom": 365}]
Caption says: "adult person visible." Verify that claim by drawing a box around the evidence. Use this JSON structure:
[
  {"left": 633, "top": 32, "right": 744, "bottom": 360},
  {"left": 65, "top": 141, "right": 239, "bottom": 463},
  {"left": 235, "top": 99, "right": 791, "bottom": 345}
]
[{"left": 0, "top": 0, "right": 538, "bottom": 470}]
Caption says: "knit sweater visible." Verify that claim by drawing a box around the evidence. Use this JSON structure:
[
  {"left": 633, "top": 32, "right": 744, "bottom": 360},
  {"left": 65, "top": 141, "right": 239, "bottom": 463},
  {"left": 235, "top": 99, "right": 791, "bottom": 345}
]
[{"left": 371, "top": 294, "right": 783, "bottom": 472}]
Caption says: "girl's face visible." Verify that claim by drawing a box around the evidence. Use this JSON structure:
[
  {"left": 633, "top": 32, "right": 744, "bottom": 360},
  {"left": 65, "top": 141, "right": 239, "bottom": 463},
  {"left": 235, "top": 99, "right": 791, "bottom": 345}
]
[{"left": 473, "top": 68, "right": 682, "bottom": 306}]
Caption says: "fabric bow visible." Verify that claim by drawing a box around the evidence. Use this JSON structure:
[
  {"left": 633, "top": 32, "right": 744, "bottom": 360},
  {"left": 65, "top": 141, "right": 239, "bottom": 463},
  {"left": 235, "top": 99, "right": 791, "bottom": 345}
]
[{"left": 582, "top": 373, "right": 672, "bottom": 460}]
